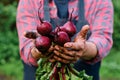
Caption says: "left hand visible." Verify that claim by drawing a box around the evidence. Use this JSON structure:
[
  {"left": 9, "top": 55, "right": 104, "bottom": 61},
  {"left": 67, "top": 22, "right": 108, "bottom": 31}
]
[
  {"left": 51, "top": 39, "right": 86, "bottom": 64},
  {"left": 50, "top": 25, "right": 89, "bottom": 64}
]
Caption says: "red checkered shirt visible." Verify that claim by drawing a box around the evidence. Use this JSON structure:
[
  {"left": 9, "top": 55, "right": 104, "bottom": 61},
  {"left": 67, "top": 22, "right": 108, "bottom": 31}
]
[{"left": 16, "top": 0, "right": 114, "bottom": 66}]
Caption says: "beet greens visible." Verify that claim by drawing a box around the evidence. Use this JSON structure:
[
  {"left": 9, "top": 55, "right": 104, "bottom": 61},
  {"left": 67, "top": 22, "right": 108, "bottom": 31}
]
[{"left": 36, "top": 59, "right": 93, "bottom": 80}]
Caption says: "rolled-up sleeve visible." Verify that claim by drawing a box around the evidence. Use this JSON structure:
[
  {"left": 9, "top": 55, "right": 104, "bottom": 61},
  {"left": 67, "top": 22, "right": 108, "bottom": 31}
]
[
  {"left": 87, "top": 0, "right": 114, "bottom": 63},
  {"left": 16, "top": 0, "right": 39, "bottom": 66}
]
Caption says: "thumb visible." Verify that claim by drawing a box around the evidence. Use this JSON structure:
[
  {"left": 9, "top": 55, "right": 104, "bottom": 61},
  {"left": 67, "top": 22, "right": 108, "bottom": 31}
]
[{"left": 74, "top": 25, "right": 89, "bottom": 41}]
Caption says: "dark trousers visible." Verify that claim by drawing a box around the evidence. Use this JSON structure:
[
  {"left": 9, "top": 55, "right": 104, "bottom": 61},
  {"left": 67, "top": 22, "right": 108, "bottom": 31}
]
[
  {"left": 22, "top": 61, "right": 37, "bottom": 80},
  {"left": 74, "top": 60, "right": 101, "bottom": 80},
  {"left": 22, "top": 60, "right": 101, "bottom": 80}
]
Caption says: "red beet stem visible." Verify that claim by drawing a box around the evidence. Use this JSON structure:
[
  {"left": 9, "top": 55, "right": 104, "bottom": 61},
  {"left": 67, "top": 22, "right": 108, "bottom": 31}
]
[
  {"left": 69, "top": 8, "right": 74, "bottom": 21},
  {"left": 38, "top": 1, "right": 43, "bottom": 23},
  {"left": 50, "top": 75, "right": 54, "bottom": 80},
  {"left": 53, "top": 70, "right": 60, "bottom": 80},
  {"left": 56, "top": 24, "right": 61, "bottom": 33},
  {"left": 50, "top": 63, "right": 60, "bottom": 80},
  {"left": 54, "top": 63, "right": 60, "bottom": 80},
  {"left": 67, "top": 64, "right": 79, "bottom": 76},
  {"left": 61, "top": 64, "right": 66, "bottom": 80},
  {"left": 54, "top": 24, "right": 61, "bottom": 38}
]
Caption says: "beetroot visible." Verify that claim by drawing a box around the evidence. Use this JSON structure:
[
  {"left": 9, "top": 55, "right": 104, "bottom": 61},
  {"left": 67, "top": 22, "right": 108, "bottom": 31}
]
[
  {"left": 60, "top": 22, "right": 76, "bottom": 37},
  {"left": 37, "top": 2, "right": 52, "bottom": 35},
  {"left": 54, "top": 9, "right": 76, "bottom": 37},
  {"left": 35, "top": 3, "right": 92, "bottom": 80},
  {"left": 35, "top": 36, "right": 51, "bottom": 52},
  {"left": 61, "top": 8, "right": 76, "bottom": 37},
  {"left": 54, "top": 31, "right": 70, "bottom": 46},
  {"left": 37, "top": 21, "right": 52, "bottom": 35}
]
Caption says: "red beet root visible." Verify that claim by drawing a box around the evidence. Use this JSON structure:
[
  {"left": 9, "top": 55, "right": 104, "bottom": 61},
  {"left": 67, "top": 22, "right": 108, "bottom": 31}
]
[
  {"left": 61, "top": 8, "right": 76, "bottom": 37},
  {"left": 35, "top": 36, "right": 51, "bottom": 52},
  {"left": 37, "top": 21, "right": 52, "bottom": 35},
  {"left": 37, "top": 2, "right": 52, "bottom": 35},
  {"left": 54, "top": 31, "right": 70, "bottom": 46},
  {"left": 61, "top": 22, "right": 76, "bottom": 37}
]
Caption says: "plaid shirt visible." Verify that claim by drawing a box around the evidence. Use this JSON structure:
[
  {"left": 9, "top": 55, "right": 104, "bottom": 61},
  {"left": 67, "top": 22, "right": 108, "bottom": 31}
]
[{"left": 16, "top": 0, "right": 113, "bottom": 66}]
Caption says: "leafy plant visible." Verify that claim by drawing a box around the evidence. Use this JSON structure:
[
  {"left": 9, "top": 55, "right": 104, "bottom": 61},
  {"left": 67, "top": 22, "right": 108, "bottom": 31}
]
[
  {"left": 0, "top": 2, "right": 17, "bottom": 32},
  {"left": 0, "top": 2, "right": 19, "bottom": 64},
  {"left": 112, "top": 0, "right": 120, "bottom": 49}
]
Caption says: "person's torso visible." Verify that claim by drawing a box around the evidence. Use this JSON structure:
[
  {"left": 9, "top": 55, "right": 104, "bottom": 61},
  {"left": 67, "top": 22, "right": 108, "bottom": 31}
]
[{"left": 35, "top": 0, "right": 100, "bottom": 29}]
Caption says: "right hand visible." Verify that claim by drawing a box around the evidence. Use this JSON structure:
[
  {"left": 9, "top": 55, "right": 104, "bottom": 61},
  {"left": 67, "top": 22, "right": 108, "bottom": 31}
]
[
  {"left": 24, "top": 31, "right": 54, "bottom": 60},
  {"left": 31, "top": 45, "right": 54, "bottom": 60}
]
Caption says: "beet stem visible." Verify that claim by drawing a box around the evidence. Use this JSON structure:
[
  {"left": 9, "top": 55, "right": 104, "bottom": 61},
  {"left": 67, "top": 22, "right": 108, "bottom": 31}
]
[
  {"left": 67, "top": 64, "right": 79, "bottom": 76},
  {"left": 53, "top": 63, "right": 61, "bottom": 80},
  {"left": 56, "top": 24, "right": 61, "bottom": 32},
  {"left": 61, "top": 64, "right": 66, "bottom": 80},
  {"left": 69, "top": 8, "right": 74, "bottom": 21},
  {"left": 38, "top": 1, "right": 43, "bottom": 23},
  {"left": 54, "top": 24, "right": 60, "bottom": 38},
  {"left": 50, "top": 75, "right": 53, "bottom": 80}
]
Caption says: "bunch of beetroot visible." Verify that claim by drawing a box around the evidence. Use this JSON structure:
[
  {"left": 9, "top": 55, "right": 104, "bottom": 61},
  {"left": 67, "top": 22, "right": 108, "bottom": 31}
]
[
  {"left": 35, "top": 24, "right": 92, "bottom": 80},
  {"left": 35, "top": 8, "right": 76, "bottom": 53},
  {"left": 53, "top": 9, "right": 76, "bottom": 46},
  {"left": 24, "top": 3, "right": 92, "bottom": 80}
]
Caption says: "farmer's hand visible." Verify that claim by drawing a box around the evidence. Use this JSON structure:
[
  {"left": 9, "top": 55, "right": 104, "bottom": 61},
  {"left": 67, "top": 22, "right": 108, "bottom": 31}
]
[
  {"left": 51, "top": 36, "right": 86, "bottom": 64},
  {"left": 50, "top": 25, "right": 96, "bottom": 64},
  {"left": 49, "top": 45, "right": 79, "bottom": 64},
  {"left": 31, "top": 45, "right": 54, "bottom": 60},
  {"left": 24, "top": 31, "right": 54, "bottom": 60}
]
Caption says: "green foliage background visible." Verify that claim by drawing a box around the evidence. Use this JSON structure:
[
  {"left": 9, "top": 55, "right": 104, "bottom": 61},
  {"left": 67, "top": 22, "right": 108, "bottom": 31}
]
[
  {"left": 0, "top": 0, "right": 120, "bottom": 80},
  {"left": 0, "top": 2, "right": 19, "bottom": 64}
]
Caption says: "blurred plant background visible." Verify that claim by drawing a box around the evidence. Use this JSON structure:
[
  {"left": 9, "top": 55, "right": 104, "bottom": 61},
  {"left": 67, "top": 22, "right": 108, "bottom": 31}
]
[{"left": 0, "top": 0, "right": 120, "bottom": 80}]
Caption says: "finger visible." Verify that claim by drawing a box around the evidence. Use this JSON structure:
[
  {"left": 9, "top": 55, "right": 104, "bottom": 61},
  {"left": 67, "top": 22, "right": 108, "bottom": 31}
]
[
  {"left": 63, "top": 48, "right": 75, "bottom": 57},
  {"left": 49, "top": 58, "right": 56, "bottom": 63},
  {"left": 75, "top": 56, "right": 80, "bottom": 62},
  {"left": 54, "top": 45, "right": 60, "bottom": 50},
  {"left": 40, "top": 45, "right": 55, "bottom": 58},
  {"left": 54, "top": 45, "right": 63, "bottom": 52},
  {"left": 54, "top": 45, "right": 63, "bottom": 50},
  {"left": 74, "top": 25, "right": 89, "bottom": 41},
  {"left": 64, "top": 42, "right": 73, "bottom": 48},
  {"left": 24, "top": 31, "right": 40, "bottom": 39},
  {"left": 53, "top": 55, "right": 70, "bottom": 64},
  {"left": 62, "top": 48, "right": 76, "bottom": 57},
  {"left": 48, "top": 45, "right": 54, "bottom": 53},
  {"left": 31, "top": 47, "right": 43, "bottom": 60},
  {"left": 64, "top": 49, "right": 83, "bottom": 61},
  {"left": 54, "top": 50, "right": 75, "bottom": 61},
  {"left": 64, "top": 42, "right": 83, "bottom": 50}
]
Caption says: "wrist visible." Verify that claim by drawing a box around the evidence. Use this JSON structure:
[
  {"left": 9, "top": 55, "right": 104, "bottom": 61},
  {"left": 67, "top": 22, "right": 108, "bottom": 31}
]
[{"left": 81, "top": 41, "right": 97, "bottom": 61}]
